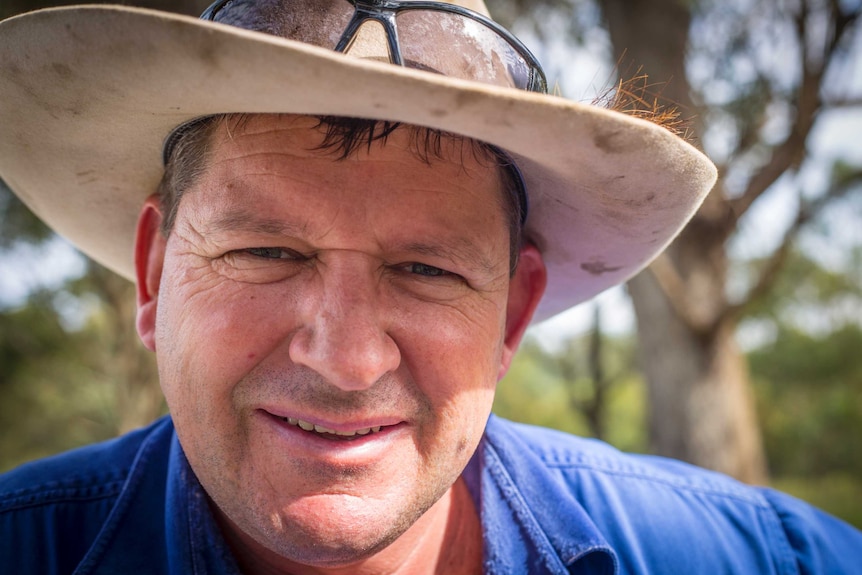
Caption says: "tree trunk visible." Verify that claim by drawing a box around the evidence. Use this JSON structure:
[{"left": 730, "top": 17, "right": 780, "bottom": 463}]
[
  {"left": 600, "top": 0, "right": 768, "bottom": 483},
  {"left": 629, "top": 270, "right": 767, "bottom": 482}
]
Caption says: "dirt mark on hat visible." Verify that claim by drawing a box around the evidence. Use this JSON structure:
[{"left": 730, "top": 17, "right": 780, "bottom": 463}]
[
  {"left": 593, "top": 128, "right": 638, "bottom": 155},
  {"left": 580, "top": 260, "right": 622, "bottom": 276},
  {"left": 51, "top": 63, "right": 73, "bottom": 80}
]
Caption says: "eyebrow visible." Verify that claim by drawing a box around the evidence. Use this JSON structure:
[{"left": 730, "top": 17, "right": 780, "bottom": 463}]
[{"left": 202, "top": 210, "right": 305, "bottom": 237}]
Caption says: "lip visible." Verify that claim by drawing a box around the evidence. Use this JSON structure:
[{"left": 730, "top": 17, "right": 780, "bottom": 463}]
[
  {"left": 255, "top": 408, "right": 408, "bottom": 464},
  {"left": 260, "top": 406, "right": 405, "bottom": 434}
]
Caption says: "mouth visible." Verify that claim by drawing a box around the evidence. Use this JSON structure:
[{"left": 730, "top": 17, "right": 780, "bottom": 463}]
[
  {"left": 279, "top": 416, "right": 386, "bottom": 441},
  {"left": 258, "top": 409, "right": 406, "bottom": 463}
]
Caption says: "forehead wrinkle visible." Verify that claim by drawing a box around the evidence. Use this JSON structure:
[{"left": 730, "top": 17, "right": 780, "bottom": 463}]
[{"left": 218, "top": 151, "right": 322, "bottom": 170}]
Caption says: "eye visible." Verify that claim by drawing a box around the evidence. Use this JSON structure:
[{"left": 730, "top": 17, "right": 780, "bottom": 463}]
[
  {"left": 213, "top": 246, "right": 308, "bottom": 283},
  {"left": 408, "top": 263, "right": 450, "bottom": 277},
  {"left": 389, "top": 261, "right": 470, "bottom": 301},
  {"left": 244, "top": 247, "right": 299, "bottom": 260}
]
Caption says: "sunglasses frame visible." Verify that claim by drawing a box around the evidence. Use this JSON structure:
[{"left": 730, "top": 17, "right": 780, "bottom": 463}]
[{"left": 202, "top": 0, "right": 548, "bottom": 93}]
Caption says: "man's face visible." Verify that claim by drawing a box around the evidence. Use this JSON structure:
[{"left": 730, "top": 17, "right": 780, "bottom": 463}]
[{"left": 136, "top": 114, "right": 541, "bottom": 568}]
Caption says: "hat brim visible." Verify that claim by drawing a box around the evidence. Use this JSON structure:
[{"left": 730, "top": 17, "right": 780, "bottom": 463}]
[{"left": 0, "top": 5, "right": 716, "bottom": 323}]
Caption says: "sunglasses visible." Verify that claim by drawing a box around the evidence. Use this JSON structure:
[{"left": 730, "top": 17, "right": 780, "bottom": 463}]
[{"left": 201, "top": 0, "right": 548, "bottom": 93}]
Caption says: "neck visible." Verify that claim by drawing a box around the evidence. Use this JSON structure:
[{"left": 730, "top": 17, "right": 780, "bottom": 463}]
[
  {"left": 220, "top": 477, "right": 483, "bottom": 575},
  {"left": 427, "top": 477, "right": 484, "bottom": 575}
]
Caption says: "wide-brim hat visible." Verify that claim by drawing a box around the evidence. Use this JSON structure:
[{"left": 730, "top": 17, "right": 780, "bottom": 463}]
[{"left": 0, "top": 2, "right": 716, "bottom": 323}]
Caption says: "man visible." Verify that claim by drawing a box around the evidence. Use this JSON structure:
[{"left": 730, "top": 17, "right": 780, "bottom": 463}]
[{"left": 0, "top": 1, "right": 859, "bottom": 574}]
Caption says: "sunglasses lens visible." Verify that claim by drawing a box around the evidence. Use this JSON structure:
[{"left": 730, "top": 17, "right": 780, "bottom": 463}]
[
  {"left": 396, "top": 10, "right": 535, "bottom": 90},
  {"left": 209, "top": 0, "right": 354, "bottom": 50},
  {"left": 203, "top": 0, "right": 544, "bottom": 92}
]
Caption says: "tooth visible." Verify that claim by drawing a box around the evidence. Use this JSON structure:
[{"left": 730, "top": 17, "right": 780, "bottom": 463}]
[
  {"left": 298, "top": 420, "right": 314, "bottom": 431},
  {"left": 285, "top": 416, "right": 383, "bottom": 436}
]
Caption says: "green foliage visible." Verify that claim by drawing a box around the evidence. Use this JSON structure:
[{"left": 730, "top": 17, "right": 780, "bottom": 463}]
[
  {"left": 0, "top": 184, "right": 53, "bottom": 248},
  {"left": 750, "top": 324, "right": 862, "bottom": 479},
  {"left": 601, "top": 373, "right": 647, "bottom": 453},
  {"left": 747, "top": 246, "right": 861, "bottom": 319},
  {"left": 0, "top": 256, "right": 163, "bottom": 472},
  {"left": 742, "top": 249, "right": 862, "bottom": 526},
  {"left": 494, "top": 339, "right": 592, "bottom": 436},
  {"left": 0, "top": 291, "right": 118, "bottom": 471},
  {"left": 742, "top": 248, "right": 861, "bottom": 478},
  {"left": 494, "top": 332, "right": 648, "bottom": 453},
  {"left": 773, "top": 475, "right": 862, "bottom": 530}
]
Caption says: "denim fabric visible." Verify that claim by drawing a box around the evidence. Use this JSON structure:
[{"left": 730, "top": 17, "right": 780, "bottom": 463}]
[
  {"left": 478, "top": 417, "right": 862, "bottom": 574},
  {"left": 1, "top": 414, "right": 860, "bottom": 574}
]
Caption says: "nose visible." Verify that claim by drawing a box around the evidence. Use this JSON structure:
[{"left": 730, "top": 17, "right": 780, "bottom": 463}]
[{"left": 288, "top": 255, "right": 401, "bottom": 391}]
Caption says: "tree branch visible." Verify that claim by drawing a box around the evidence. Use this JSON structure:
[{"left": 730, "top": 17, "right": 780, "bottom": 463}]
[
  {"left": 726, "top": 10, "right": 814, "bottom": 224},
  {"left": 724, "top": 169, "right": 862, "bottom": 323},
  {"left": 725, "top": 4, "right": 859, "bottom": 228},
  {"left": 646, "top": 253, "right": 715, "bottom": 336},
  {"left": 823, "top": 98, "right": 862, "bottom": 109}
]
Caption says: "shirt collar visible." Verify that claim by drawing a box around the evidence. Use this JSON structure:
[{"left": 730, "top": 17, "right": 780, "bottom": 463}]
[
  {"left": 474, "top": 415, "right": 618, "bottom": 574},
  {"left": 82, "top": 420, "right": 240, "bottom": 575},
  {"left": 166, "top": 434, "right": 243, "bottom": 575}
]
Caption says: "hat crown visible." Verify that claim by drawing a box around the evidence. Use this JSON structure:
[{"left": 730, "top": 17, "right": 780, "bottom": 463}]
[
  {"left": 202, "top": 0, "right": 546, "bottom": 91},
  {"left": 206, "top": 0, "right": 493, "bottom": 42}
]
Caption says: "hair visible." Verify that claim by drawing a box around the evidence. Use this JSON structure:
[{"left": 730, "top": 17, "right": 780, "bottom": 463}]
[
  {"left": 596, "top": 69, "right": 693, "bottom": 140},
  {"left": 157, "top": 114, "right": 526, "bottom": 274}
]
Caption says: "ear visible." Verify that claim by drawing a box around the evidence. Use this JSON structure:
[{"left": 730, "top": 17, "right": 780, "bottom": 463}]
[
  {"left": 498, "top": 243, "right": 547, "bottom": 380},
  {"left": 135, "top": 194, "right": 167, "bottom": 352}
]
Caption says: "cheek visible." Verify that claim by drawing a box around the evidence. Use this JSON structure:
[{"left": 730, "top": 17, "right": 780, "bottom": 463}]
[
  {"left": 397, "top": 299, "right": 506, "bottom": 437},
  {"left": 154, "top": 266, "right": 296, "bottom": 411},
  {"left": 409, "top": 297, "right": 506, "bottom": 378}
]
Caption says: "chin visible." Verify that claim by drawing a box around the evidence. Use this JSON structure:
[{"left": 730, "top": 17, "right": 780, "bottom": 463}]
[{"left": 260, "top": 503, "right": 422, "bottom": 567}]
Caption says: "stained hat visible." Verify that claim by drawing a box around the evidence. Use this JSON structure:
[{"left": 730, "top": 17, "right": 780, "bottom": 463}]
[{"left": 0, "top": 0, "right": 716, "bottom": 322}]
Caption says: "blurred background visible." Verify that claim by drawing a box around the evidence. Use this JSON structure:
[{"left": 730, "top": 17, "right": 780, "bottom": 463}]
[{"left": 1, "top": 0, "right": 860, "bottom": 527}]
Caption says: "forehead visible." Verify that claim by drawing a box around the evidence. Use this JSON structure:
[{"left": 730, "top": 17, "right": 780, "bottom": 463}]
[
  {"left": 180, "top": 114, "right": 510, "bottom": 260},
  {"left": 205, "top": 114, "right": 500, "bottom": 174},
  {"left": 195, "top": 113, "right": 507, "bottom": 210}
]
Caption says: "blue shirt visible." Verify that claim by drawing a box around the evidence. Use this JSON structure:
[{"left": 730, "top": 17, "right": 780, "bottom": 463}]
[{"left": 1, "top": 415, "right": 860, "bottom": 574}]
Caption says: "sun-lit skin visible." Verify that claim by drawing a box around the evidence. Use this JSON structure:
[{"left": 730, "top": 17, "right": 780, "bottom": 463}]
[{"left": 134, "top": 114, "right": 546, "bottom": 575}]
